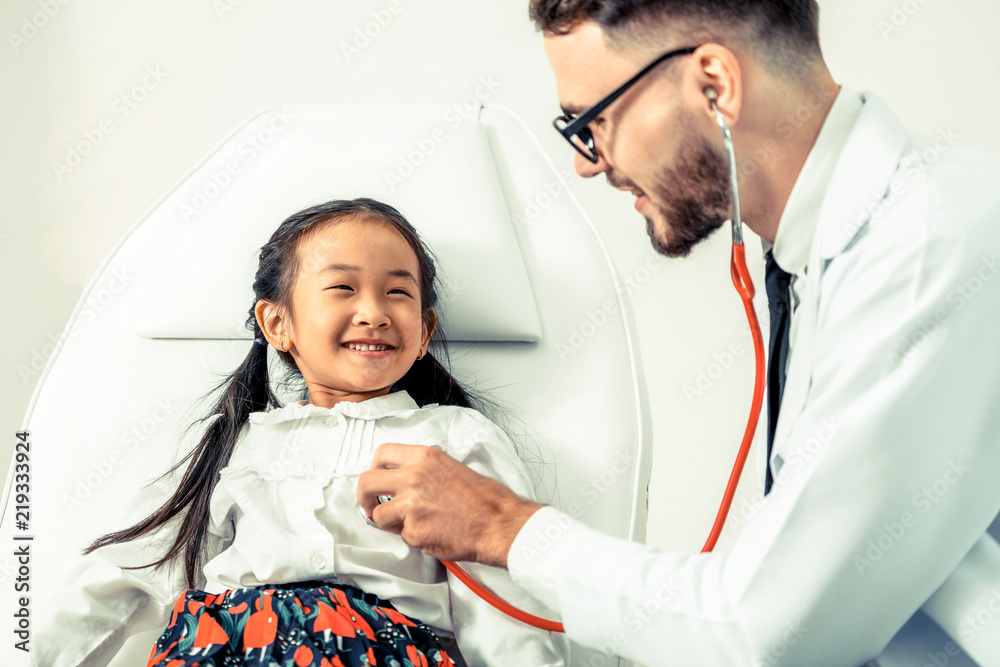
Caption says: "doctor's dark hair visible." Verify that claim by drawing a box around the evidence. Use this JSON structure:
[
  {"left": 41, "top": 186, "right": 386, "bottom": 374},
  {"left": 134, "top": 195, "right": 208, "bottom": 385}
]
[
  {"left": 528, "top": 0, "right": 823, "bottom": 76},
  {"left": 84, "top": 198, "right": 490, "bottom": 587}
]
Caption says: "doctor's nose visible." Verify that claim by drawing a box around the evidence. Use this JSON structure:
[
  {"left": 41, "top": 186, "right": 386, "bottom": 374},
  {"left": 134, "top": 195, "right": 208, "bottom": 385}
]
[{"left": 574, "top": 147, "right": 609, "bottom": 179}]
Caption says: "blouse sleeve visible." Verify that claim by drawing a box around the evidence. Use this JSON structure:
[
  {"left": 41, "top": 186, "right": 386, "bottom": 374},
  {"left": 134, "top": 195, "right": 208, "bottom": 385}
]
[
  {"left": 32, "top": 419, "right": 233, "bottom": 667},
  {"left": 443, "top": 409, "right": 569, "bottom": 667}
]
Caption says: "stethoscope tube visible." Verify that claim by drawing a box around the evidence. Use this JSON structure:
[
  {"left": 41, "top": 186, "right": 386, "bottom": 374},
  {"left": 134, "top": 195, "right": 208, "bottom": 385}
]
[
  {"left": 700, "top": 88, "right": 767, "bottom": 552},
  {"left": 438, "top": 91, "right": 767, "bottom": 633}
]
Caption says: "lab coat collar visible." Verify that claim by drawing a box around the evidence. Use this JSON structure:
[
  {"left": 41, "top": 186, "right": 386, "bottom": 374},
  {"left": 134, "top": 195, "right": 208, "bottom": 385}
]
[
  {"left": 771, "top": 86, "right": 864, "bottom": 276},
  {"left": 248, "top": 390, "right": 425, "bottom": 425},
  {"left": 814, "top": 92, "right": 909, "bottom": 260}
]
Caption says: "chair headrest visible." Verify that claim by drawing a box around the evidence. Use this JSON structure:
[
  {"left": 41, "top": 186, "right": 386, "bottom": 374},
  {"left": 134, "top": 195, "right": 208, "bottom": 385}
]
[{"left": 133, "top": 105, "right": 541, "bottom": 343}]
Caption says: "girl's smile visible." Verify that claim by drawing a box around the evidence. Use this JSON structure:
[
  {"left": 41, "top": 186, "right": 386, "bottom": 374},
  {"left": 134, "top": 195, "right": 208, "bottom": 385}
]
[
  {"left": 343, "top": 338, "right": 396, "bottom": 354},
  {"left": 255, "top": 216, "right": 436, "bottom": 408}
]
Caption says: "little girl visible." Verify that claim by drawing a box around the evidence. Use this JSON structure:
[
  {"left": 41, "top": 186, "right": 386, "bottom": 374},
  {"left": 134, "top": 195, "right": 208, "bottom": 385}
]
[{"left": 34, "top": 199, "right": 564, "bottom": 667}]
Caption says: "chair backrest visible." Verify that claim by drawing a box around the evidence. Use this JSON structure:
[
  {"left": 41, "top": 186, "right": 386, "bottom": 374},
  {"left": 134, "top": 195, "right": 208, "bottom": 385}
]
[{"left": 1, "top": 103, "right": 652, "bottom": 667}]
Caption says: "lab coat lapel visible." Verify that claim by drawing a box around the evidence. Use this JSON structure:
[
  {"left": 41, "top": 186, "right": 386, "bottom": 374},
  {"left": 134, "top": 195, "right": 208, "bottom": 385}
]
[{"left": 771, "top": 93, "right": 909, "bottom": 456}]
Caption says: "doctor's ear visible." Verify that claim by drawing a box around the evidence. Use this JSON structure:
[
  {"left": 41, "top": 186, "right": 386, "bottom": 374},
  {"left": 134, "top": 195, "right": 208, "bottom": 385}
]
[{"left": 691, "top": 44, "right": 742, "bottom": 125}]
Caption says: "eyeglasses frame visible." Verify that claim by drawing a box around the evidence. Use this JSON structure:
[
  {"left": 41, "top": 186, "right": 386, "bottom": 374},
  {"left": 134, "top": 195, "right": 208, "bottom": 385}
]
[{"left": 551, "top": 45, "right": 701, "bottom": 163}]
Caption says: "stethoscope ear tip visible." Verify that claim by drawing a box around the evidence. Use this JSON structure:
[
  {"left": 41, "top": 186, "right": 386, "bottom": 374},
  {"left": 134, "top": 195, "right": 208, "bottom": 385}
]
[{"left": 704, "top": 86, "right": 719, "bottom": 102}]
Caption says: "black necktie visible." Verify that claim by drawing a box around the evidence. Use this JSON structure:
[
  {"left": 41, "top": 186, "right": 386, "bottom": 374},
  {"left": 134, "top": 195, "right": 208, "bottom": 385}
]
[{"left": 764, "top": 250, "right": 792, "bottom": 495}]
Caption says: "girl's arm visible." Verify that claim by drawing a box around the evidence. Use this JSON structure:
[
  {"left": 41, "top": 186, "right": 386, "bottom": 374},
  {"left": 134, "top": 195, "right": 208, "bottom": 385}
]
[
  {"left": 32, "top": 522, "right": 190, "bottom": 667},
  {"left": 32, "top": 418, "right": 233, "bottom": 667},
  {"left": 444, "top": 409, "right": 569, "bottom": 667},
  {"left": 32, "top": 508, "right": 234, "bottom": 667}
]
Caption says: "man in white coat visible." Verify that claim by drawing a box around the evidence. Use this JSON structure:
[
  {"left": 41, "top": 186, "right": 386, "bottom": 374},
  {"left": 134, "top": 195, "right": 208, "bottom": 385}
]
[{"left": 359, "top": 1, "right": 1000, "bottom": 664}]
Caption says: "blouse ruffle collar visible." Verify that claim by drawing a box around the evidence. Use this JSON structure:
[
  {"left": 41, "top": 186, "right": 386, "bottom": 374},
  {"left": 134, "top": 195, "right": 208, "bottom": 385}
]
[{"left": 248, "top": 390, "right": 428, "bottom": 425}]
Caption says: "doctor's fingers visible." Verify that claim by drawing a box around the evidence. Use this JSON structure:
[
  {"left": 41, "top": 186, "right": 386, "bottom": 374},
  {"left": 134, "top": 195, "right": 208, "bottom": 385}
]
[
  {"left": 368, "top": 441, "right": 443, "bottom": 470},
  {"left": 371, "top": 485, "right": 484, "bottom": 563},
  {"left": 357, "top": 452, "right": 454, "bottom": 518},
  {"left": 358, "top": 471, "right": 476, "bottom": 560},
  {"left": 356, "top": 464, "right": 440, "bottom": 520}
]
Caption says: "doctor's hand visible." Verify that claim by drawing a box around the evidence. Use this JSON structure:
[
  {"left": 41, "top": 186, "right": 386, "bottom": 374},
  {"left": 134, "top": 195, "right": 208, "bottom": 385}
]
[{"left": 358, "top": 442, "right": 545, "bottom": 568}]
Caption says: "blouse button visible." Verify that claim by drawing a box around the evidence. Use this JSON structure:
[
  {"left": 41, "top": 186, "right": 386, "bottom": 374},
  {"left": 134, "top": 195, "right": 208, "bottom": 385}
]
[
  {"left": 325, "top": 417, "right": 337, "bottom": 427},
  {"left": 311, "top": 553, "right": 328, "bottom": 569}
]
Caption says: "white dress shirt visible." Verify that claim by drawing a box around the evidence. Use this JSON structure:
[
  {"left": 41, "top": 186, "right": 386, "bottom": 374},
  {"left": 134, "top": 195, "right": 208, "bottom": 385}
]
[{"left": 33, "top": 391, "right": 565, "bottom": 667}]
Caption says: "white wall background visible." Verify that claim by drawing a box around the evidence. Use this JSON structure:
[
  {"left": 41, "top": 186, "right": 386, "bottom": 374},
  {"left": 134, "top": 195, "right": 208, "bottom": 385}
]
[{"left": 1, "top": 0, "right": 998, "bottom": 560}]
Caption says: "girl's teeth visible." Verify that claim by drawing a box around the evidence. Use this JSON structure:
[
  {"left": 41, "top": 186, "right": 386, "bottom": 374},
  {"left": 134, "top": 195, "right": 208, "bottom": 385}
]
[{"left": 347, "top": 343, "right": 389, "bottom": 351}]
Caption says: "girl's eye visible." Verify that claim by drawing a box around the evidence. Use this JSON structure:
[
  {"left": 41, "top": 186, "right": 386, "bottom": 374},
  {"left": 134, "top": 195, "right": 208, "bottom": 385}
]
[
  {"left": 329, "top": 284, "right": 353, "bottom": 291},
  {"left": 388, "top": 288, "right": 410, "bottom": 296}
]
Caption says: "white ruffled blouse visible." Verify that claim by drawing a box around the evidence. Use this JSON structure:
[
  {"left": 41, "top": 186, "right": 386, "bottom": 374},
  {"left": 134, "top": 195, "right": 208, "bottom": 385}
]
[{"left": 33, "top": 391, "right": 565, "bottom": 667}]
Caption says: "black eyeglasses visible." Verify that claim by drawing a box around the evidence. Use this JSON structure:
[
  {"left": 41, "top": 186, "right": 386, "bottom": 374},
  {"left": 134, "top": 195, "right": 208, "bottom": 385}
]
[{"left": 552, "top": 46, "right": 700, "bottom": 163}]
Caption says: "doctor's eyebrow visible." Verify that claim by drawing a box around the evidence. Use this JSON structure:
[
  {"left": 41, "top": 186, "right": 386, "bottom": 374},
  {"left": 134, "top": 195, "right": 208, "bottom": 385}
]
[{"left": 320, "top": 263, "right": 418, "bottom": 284}]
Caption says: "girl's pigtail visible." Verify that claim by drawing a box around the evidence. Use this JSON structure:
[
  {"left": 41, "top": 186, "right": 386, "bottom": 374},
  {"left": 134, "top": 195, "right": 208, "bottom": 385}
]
[
  {"left": 83, "top": 326, "right": 279, "bottom": 587},
  {"left": 393, "top": 350, "right": 473, "bottom": 410}
]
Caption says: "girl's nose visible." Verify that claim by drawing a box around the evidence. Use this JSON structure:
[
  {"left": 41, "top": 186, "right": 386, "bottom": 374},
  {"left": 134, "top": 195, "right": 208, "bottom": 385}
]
[{"left": 353, "top": 296, "right": 390, "bottom": 328}]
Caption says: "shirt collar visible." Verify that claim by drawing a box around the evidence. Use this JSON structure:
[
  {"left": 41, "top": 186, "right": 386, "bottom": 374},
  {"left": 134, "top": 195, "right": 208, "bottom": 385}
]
[
  {"left": 248, "top": 390, "right": 425, "bottom": 425},
  {"left": 766, "top": 85, "right": 864, "bottom": 276}
]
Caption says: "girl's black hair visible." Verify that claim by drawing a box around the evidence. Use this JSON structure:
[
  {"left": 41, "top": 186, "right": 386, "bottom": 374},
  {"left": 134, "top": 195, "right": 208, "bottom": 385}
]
[{"left": 84, "top": 198, "right": 493, "bottom": 587}]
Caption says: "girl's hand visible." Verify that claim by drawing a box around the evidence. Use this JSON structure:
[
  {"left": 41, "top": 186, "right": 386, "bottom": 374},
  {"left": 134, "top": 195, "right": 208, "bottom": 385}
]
[{"left": 357, "top": 443, "right": 545, "bottom": 568}]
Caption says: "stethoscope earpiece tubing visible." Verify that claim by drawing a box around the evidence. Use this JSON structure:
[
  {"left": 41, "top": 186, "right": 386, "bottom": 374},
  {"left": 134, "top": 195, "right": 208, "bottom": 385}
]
[{"left": 707, "top": 90, "right": 744, "bottom": 248}]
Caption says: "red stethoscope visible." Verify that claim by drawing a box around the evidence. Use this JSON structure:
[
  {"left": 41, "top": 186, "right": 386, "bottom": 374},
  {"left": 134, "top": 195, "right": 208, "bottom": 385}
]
[{"left": 398, "top": 90, "right": 767, "bottom": 634}]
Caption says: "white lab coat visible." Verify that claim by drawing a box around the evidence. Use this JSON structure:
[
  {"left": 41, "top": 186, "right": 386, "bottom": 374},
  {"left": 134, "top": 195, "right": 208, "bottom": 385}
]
[{"left": 508, "top": 92, "right": 1000, "bottom": 666}]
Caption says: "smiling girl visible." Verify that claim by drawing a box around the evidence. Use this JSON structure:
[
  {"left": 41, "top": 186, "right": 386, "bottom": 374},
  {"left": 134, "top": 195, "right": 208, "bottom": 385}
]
[{"left": 34, "top": 199, "right": 564, "bottom": 667}]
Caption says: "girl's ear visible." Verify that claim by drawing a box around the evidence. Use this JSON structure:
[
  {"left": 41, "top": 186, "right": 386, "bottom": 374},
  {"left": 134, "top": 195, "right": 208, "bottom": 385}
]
[
  {"left": 422, "top": 308, "right": 438, "bottom": 349},
  {"left": 255, "top": 299, "right": 291, "bottom": 349}
]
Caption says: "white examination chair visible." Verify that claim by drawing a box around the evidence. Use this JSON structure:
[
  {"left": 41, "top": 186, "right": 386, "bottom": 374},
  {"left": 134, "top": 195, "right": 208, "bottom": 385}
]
[{"left": 1, "top": 103, "right": 652, "bottom": 666}]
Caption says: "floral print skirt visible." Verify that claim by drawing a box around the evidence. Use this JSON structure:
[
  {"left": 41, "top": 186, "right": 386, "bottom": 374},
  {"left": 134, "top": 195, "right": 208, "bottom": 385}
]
[{"left": 145, "top": 581, "right": 456, "bottom": 667}]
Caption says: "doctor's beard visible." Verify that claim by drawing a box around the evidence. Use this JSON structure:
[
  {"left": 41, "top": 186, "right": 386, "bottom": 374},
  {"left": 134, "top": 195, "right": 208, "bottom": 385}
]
[{"left": 643, "top": 124, "right": 731, "bottom": 258}]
